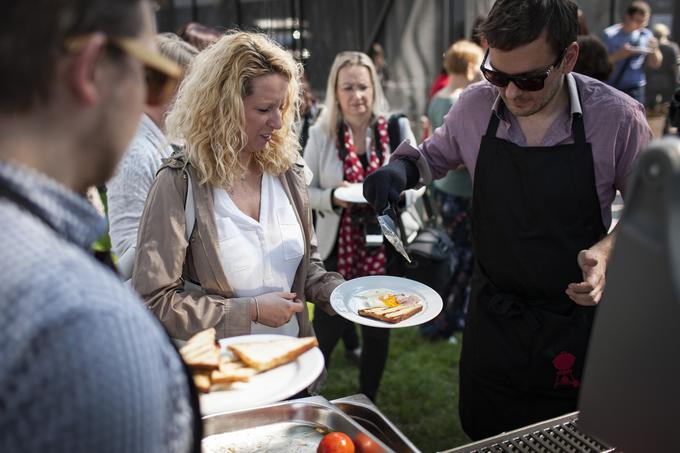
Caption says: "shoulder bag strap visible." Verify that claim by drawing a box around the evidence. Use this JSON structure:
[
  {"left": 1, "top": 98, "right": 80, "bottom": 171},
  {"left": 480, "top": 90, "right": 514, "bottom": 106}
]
[
  {"left": 387, "top": 113, "right": 407, "bottom": 150},
  {"left": 613, "top": 57, "right": 633, "bottom": 88},
  {"left": 184, "top": 168, "right": 196, "bottom": 241},
  {"left": 421, "top": 190, "right": 435, "bottom": 226}
]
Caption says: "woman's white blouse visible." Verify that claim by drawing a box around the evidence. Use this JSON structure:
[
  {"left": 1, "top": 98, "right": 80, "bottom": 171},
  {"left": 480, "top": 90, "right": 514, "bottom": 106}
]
[{"left": 213, "top": 174, "right": 304, "bottom": 336}]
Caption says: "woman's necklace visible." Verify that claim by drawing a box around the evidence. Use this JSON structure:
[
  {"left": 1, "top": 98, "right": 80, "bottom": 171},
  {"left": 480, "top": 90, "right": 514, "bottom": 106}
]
[{"left": 228, "top": 169, "right": 263, "bottom": 195}]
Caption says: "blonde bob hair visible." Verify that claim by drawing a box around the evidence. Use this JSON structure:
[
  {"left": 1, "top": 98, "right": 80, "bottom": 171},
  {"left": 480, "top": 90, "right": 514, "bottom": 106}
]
[
  {"left": 443, "top": 40, "right": 483, "bottom": 76},
  {"left": 165, "top": 31, "right": 301, "bottom": 188},
  {"left": 318, "top": 51, "right": 389, "bottom": 137}
]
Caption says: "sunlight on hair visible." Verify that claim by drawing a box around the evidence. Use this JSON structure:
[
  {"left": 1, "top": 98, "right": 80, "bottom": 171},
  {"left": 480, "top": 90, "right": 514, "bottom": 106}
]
[{"left": 165, "top": 31, "right": 302, "bottom": 188}]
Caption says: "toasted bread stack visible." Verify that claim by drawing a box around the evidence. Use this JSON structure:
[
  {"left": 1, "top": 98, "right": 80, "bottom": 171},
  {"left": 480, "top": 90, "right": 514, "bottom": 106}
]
[
  {"left": 179, "top": 328, "right": 221, "bottom": 370},
  {"left": 210, "top": 357, "right": 257, "bottom": 386},
  {"left": 179, "top": 328, "right": 232, "bottom": 392},
  {"left": 180, "top": 328, "right": 318, "bottom": 392},
  {"left": 358, "top": 303, "right": 423, "bottom": 323},
  {"left": 228, "top": 337, "right": 319, "bottom": 372}
]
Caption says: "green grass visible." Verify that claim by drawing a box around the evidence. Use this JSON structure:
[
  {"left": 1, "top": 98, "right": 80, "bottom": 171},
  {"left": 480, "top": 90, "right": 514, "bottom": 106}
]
[
  {"left": 92, "top": 188, "right": 112, "bottom": 253},
  {"left": 318, "top": 327, "right": 470, "bottom": 453}
]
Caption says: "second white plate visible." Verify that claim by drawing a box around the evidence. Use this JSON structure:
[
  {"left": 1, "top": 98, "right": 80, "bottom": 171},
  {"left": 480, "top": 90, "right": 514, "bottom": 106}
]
[{"left": 199, "top": 334, "right": 324, "bottom": 415}]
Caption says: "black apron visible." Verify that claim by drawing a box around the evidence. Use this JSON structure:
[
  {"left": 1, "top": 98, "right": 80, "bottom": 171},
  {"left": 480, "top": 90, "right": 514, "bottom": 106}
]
[
  {"left": 458, "top": 98, "right": 607, "bottom": 440},
  {"left": 0, "top": 183, "right": 203, "bottom": 452}
]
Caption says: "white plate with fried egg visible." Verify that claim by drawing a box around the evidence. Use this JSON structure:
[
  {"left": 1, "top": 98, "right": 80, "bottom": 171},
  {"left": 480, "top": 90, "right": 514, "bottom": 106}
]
[{"left": 329, "top": 276, "right": 443, "bottom": 328}]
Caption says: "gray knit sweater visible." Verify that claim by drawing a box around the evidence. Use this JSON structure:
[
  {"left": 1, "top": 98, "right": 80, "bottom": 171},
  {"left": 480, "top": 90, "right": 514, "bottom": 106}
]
[{"left": 0, "top": 160, "right": 193, "bottom": 452}]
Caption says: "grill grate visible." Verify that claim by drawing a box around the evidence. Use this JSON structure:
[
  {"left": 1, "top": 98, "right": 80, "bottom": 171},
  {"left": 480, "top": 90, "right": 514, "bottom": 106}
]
[{"left": 443, "top": 413, "right": 615, "bottom": 453}]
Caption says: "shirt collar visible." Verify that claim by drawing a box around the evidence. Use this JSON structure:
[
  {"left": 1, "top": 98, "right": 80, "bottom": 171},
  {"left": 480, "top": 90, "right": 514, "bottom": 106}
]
[
  {"left": 566, "top": 73, "right": 582, "bottom": 116},
  {"left": 0, "top": 160, "right": 106, "bottom": 249}
]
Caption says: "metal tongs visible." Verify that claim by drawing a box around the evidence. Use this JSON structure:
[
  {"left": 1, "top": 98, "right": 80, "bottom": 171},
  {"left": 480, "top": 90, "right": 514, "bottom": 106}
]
[{"left": 377, "top": 201, "right": 411, "bottom": 263}]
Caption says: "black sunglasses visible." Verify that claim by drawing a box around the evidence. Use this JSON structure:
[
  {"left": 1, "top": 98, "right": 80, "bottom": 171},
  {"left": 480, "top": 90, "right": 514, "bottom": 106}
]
[{"left": 480, "top": 48, "right": 566, "bottom": 91}]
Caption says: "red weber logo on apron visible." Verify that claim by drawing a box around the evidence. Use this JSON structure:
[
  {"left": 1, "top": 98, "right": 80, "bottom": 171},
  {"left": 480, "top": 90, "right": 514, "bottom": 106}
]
[{"left": 553, "top": 351, "right": 580, "bottom": 389}]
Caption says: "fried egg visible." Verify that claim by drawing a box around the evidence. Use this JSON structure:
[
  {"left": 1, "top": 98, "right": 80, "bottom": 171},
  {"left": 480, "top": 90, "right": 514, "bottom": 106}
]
[{"left": 353, "top": 288, "right": 401, "bottom": 308}]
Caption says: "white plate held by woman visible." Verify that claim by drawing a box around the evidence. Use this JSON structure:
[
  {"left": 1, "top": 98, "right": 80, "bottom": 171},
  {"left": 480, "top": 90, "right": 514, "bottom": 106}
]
[
  {"left": 330, "top": 276, "right": 443, "bottom": 328},
  {"left": 333, "top": 183, "right": 367, "bottom": 204},
  {"left": 199, "top": 334, "right": 324, "bottom": 415}
]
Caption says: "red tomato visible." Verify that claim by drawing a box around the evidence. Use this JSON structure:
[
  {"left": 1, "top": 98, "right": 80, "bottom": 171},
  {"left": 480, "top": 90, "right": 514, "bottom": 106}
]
[
  {"left": 353, "top": 432, "right": 384, "bottom": 453},
  {"left": 317, "top": 432, "right": 355, "bottom": 453}
]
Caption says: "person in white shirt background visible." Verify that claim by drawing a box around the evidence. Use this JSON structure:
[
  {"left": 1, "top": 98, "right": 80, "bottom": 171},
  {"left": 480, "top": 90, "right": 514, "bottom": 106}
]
[{"left": 107, "top": 32, "right": 198, "bottom": 274}]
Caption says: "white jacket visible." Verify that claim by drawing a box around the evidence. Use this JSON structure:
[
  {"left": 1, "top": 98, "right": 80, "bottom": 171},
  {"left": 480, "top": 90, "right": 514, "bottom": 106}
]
[{"left": 303, "top": 118, "right": 422, "bottom": 261}]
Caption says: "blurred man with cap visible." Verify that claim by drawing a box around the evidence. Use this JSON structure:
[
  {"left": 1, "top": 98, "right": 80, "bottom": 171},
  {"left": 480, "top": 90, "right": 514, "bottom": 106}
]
[{"left": 0, "top": 1, "right": 197, "bottom": 452}]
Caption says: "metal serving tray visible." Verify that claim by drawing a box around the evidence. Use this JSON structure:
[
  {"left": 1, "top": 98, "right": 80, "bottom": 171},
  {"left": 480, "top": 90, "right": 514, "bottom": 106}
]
[
  {"left": 202, "top": 395, "right": 394, "bottom": 453},
  {"left": 331, "top": 394, "right": 421, "bottom": 453}
]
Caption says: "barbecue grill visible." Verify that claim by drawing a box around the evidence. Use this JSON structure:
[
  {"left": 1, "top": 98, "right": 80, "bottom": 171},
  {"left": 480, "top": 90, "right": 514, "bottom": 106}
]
[{"left": 439, "top": 412, "right": 614, "bottom": 453}]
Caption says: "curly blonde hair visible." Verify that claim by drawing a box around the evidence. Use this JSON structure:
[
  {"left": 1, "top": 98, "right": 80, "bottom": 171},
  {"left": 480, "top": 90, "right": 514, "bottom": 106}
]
[
  {"left": 318, "top": 51, "right": 389, "bottom": 138},
  {"left": 165, "top": 31, "right": 301, "bottom": 188}
]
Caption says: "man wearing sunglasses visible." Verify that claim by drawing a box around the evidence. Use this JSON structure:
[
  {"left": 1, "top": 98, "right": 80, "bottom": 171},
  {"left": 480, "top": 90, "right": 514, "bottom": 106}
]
[
  {"left": 0, "top": 1, "right": 196, "bottom": 452},
  {"left": 364, "top": 0, "right": 652, "bottom": 440}
]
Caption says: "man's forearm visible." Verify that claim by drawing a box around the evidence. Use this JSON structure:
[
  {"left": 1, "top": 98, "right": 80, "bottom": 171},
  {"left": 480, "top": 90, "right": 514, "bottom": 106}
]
[
  {"left": 591, "top": 225, "right": 618, "bottom": 264},
  {"left": 646, "top": 49, "right": 663, "bottom": 69},
  {"left": 608, "top": 49, "right": 629, "bottom": 64}
]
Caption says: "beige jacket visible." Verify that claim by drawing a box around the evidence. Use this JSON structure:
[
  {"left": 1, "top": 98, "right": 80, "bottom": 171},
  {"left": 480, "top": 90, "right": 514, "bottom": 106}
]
[{"left": 132, "top": 152, "right": 343, "bottom": 341}]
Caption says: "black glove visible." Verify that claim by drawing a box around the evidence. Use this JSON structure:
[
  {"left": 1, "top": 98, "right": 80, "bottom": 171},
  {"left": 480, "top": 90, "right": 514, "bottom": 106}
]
[{"left": 363, "top": 159, "right": 420, "bottom": 211}]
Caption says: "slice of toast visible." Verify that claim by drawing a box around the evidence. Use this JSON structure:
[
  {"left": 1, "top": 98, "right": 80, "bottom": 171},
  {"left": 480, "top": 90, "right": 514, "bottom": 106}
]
[
  {"left": 227, "top": 337, "right": 319, "bottom": 372},
  {"left": 180, "top": 327, "right": 220, "bottom": 370},
  {"left": 358, "top": 303, "right": 423, "bottom": 323},
  {"left": 192, "top": 370, "right": 213, "bottom": 393},
  {"left": 210, "top": 356, "right": 257, "bottom": 385}
]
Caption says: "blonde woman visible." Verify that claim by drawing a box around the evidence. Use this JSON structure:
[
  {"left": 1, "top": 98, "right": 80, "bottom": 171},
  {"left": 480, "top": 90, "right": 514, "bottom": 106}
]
[
  {"left": 108, "top": 33, "right": 198, "bottom": 271},
  {"left": 302, "top": 51, "right": 417, "bottom": 402},
  {"left": 132, "top": 31, "right": 343, "bottom": 342}
]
